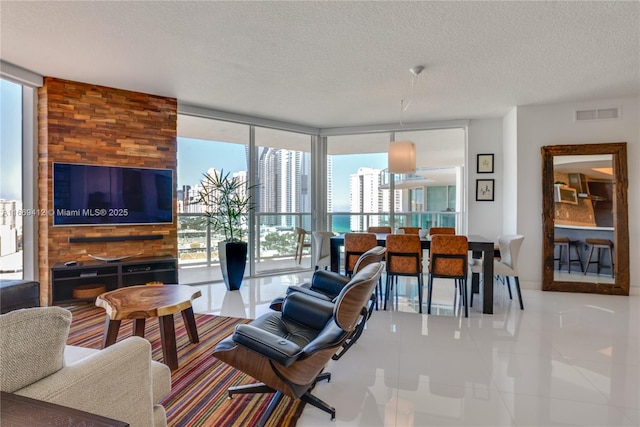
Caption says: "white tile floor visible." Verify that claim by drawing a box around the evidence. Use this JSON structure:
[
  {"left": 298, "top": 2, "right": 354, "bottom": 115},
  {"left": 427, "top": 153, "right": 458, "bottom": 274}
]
[{"left": 189, "top": 273, "right": 639, "bottom": 427}]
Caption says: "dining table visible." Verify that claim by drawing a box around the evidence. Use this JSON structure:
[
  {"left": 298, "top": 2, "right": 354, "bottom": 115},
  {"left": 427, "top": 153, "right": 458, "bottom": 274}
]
[{"left": 330, "top": 233, "right": 496, "bottom": 314}]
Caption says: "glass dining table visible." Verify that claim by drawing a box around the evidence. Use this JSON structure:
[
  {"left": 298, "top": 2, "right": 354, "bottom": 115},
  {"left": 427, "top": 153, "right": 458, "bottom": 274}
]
[{"left": 329, "top": 233, "right": 496, "bottom": 314}]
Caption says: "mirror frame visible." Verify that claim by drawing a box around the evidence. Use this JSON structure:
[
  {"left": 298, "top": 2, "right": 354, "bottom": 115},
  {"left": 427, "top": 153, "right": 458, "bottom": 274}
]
[{"left": 541, "top": 142, "right": 629, "bottom": 295}]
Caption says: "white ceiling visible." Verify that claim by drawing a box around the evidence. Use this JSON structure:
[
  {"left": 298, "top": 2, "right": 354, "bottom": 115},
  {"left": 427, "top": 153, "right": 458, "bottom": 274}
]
[{"left": 1, "top": 1, "right": 638, "bottom": 128}]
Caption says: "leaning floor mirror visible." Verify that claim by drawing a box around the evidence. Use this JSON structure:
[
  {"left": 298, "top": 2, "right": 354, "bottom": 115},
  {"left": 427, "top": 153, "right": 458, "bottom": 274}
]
[{"left": 541, "top": 142, "right": 629, "bottom": 295}]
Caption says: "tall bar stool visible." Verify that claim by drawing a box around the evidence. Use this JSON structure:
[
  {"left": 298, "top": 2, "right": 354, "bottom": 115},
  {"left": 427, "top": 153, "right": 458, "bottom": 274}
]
[
  {"left": 584, "top": 238, "right": 614, "bottom": 278},
  {"left": 553, "top": 237, "right": 583, "bottom": 273}
]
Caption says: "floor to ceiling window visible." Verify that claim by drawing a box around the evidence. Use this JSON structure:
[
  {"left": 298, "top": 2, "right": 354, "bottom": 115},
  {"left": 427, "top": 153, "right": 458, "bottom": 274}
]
[
  {"left": 0, "top": 79, "right": 23, "bottom": 279},
  {"left": 327, "top": 133, "right": 393, "bottom": 233},
  {"left": 326, "top": 128, "right": 465, "bottom": 234},
  {"left": 176, "top": 115, "right": 250, "bottom": 284},
  {"left": 177, "top": 110, "right": 466, "bottom": 285},
  {"left": 177, "top": 114, "right": 314, "bottom": 282},
  {"left": 391, "top": 128, "right": 466, "bottom": 232},
  {"left": 254, "top": 127, "right": 311, "bottom": 272}
]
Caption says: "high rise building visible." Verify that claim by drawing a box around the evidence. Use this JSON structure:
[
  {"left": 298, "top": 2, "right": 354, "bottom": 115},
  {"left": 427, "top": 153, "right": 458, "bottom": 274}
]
[
  {"left": 257, "top": 147, "right": 310, "bottom": 228},
  {"left": 349, "top": 168, "right": 401, "bottom": 231}
]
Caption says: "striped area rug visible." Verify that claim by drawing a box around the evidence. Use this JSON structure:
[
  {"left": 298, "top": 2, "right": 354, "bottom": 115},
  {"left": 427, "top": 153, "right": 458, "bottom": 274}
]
[{"left": 66, "top": 304, "right": 305, "bottom": 427}]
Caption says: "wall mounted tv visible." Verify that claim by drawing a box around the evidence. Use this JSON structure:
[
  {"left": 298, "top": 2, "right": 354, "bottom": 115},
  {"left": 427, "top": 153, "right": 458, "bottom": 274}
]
[{"left": 53, "top": 163, "right": 174, "bottom": 226}]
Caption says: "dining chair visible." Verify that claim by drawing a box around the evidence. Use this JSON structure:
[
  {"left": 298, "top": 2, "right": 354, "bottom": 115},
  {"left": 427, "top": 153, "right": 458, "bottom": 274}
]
[
  {"left": 344, "top": 233, "right": 378, "bottom": 276},
  {"left": 384, "top": 234, "right": 423, "bottom": 312},
  {"left": 367, "top": 226, "right": 392, "bottom": 233},
  {"left": 311, "top": 231, "right": 335, "bottom": 270},
  {"left": 424, "top": 227, "right": 456, "bottom": 288},
  {"left": 428, "top": 227, "right": 455, "bottom": 235},
  {"left": 427, "top": 234, "right": 469, "bottom": 317},
  {"left": 398, "top": 226, "right": 421, "bottom": 235},
  {"left": 470, "top": 234, "right": 525, "bottom": 309},
  {"left": 345, "top": 232, "right": 382, "bottom": 308},
  {"left": 295, "top": 227, "right": 311, "bottom": 264}
]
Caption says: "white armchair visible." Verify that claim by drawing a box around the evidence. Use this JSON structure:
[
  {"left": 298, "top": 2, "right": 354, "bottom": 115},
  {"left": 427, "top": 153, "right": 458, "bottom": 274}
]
[
  {"left": 470, "top": 235, "right": 525, "bottom": 309},
  {"left": 0, "top": 307, "right": 171, "bottom": 427}
]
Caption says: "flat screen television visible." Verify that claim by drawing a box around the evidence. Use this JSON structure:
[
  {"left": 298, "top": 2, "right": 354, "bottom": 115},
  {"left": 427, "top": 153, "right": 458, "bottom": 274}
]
[{"left": 52, "top": 163, "right": 174, "bottom": 226}]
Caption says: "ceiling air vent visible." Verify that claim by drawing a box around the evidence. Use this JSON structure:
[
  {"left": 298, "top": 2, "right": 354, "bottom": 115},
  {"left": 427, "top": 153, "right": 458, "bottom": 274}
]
[{"left": 575, "top": 107, "right": 620, "bottom": 121}]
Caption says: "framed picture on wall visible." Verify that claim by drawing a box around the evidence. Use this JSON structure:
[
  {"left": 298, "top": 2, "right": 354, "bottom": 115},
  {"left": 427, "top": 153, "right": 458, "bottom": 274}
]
[
  {"left": 476, "top": 179, "right": 495, "bottom": 201},
  {"left": 477, "top": 154, "right": 494, "bottom": 173}
]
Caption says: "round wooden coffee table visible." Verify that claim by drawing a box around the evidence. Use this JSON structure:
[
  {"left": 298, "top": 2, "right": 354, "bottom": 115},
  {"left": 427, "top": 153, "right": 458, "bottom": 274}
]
[{"left": 95, "top": 285, "right": 202, "bottom": 370}]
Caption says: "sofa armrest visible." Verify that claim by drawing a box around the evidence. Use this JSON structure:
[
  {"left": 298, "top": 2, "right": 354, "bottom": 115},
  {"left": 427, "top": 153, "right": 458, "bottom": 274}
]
[{"left": 15, "top": 336, "right": 168, "bottom": 427}]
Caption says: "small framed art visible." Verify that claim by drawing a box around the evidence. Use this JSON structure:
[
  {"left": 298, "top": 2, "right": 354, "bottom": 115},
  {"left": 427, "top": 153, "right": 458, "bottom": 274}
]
[
  {"left": 476, "top": 179, "right": 495, "bottom": 201},
  {"left": 477, "top": 154, "right": 494, "bottom": 173}
]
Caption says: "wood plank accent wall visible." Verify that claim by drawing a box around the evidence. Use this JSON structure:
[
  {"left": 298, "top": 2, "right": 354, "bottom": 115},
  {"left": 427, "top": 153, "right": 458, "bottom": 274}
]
[{"left": 38, "top": 77, "right": 178, "bottom": 305}]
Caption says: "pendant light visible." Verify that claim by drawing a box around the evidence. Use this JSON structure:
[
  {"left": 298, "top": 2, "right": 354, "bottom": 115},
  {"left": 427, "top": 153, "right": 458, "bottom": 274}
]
[{"left": 388, "top": 66, "right": 424, "bottom": 174}]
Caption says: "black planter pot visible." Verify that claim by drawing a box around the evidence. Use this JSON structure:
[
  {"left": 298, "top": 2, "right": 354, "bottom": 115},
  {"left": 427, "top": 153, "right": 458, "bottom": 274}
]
[{"left": 218, "top": 241, "right": 248, "bottom": 291}]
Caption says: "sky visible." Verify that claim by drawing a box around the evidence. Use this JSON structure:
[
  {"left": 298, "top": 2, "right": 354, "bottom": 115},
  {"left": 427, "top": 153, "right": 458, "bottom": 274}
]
[
  {"left": 177, "top": 137, "right": 248, "bottom": 186},
  {"left": 0, "top": 79, "right": 22, "bottom": 200}
]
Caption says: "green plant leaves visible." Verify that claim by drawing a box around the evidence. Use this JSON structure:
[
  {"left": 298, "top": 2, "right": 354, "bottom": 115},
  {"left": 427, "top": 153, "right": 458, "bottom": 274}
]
[{"left": 193, "top": 169, "right": 256, "bottom": 242}]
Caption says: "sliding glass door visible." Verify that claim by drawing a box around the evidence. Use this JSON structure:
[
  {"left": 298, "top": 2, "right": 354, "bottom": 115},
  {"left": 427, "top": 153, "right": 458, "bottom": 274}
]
[{"left": 254, "top": 127, "right": 311, "bottom": 272}]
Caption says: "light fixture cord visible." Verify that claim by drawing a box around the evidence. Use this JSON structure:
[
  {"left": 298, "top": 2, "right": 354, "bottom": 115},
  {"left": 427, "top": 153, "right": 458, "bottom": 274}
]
[{"left": 399, "top": 72, "right": 419, "bottom": 127}]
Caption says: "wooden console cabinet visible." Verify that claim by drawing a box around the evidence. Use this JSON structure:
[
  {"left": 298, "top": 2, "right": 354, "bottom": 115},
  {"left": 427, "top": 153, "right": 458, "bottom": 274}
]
[{"left": 50, "top": 256, "right": 178, "bottom": 305}]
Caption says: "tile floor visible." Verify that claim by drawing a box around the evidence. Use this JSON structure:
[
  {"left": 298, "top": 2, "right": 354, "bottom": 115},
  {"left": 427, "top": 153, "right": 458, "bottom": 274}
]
[{"left": 189, "top": 272, "right": 639, "bottom": 426}]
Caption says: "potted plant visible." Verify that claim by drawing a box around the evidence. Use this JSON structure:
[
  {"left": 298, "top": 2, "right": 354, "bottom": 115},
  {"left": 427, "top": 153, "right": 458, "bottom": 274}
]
[{"left": 196, "top": 169, "right": 255, "bottom": 290}]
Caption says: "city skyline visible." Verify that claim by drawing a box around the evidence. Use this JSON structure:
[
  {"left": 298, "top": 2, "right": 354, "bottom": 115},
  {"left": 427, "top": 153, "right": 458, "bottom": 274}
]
[{"left": 177, "top": 136, "right": 387, "bottom": 213}]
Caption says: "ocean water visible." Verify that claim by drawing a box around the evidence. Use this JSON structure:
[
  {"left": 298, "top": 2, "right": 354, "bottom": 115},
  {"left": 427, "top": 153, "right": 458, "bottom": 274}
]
[{"left": 332, "top": 216, "right": 351, "bottom": 233}]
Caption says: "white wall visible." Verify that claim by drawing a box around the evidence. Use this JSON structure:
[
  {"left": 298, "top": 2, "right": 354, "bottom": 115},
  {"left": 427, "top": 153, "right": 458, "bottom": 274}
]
[
  {"left": 502, "top": 108, "right": 518, "bottom": 234},
  {"left": 467, "top": 119, "right": 503, "bottom": 240},
  {"left": 515, "top": 96, "right": 639, "bottom": 293}
]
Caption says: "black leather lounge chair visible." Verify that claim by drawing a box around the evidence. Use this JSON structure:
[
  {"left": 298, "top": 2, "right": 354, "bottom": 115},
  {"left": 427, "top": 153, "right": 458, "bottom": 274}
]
[
  {"left": 270, "top": 245, "right": 386, "bottom": 360},
  {"left": 212, "top": 261, "right": 384, "bottom": 426}
]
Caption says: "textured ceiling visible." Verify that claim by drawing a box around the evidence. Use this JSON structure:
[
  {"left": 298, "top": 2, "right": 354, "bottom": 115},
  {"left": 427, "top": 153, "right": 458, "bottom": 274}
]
[{"left": 1, "top": 1, "right": 638, "bottom": 128}]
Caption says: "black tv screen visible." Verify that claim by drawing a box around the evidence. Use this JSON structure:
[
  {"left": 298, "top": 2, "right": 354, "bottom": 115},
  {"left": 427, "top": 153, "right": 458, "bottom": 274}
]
[{"left": 53, "top": 163, "right": 174, "bottom": 226}]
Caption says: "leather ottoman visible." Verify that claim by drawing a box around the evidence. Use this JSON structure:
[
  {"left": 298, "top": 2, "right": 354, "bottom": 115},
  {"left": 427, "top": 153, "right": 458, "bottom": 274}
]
[{"left": 0, "top": 280, "right": 40, "bottom": 314}]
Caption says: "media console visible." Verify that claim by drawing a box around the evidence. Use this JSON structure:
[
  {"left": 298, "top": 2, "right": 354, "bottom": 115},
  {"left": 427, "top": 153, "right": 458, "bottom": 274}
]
[{"left": 50, "top": 256, "right": 178, "bottom": 305}]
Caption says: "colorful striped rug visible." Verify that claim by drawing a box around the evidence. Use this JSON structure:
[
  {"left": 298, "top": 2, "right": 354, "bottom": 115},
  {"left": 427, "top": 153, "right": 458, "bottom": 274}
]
[{"left": 66, "top": 304, "right": 305, "bottom": 427}]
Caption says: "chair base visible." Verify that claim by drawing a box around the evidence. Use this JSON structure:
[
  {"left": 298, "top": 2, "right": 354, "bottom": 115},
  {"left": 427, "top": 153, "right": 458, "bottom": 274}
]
[
  {"left": 470, "top": 275, "right": 524, "bottom": 310},
  {"left": 384, "top": 273, "right": 423, "bottom": 313},
  {"left": 427, "top": 274, "right": 468, "bottom": 317},
  {"left": 227, "top": 373, "right": 335, "bottom": 425}
]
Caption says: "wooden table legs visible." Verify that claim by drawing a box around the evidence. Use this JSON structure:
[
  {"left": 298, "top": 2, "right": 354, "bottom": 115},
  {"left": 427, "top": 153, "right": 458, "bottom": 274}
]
[
  {"left": 102, "top": 318, "right": 121, "bottom": 349},
  {"left": 181, "top": 307, "right": 199, "bottom": 344},
  {"left": 158, "top": 314, "right": 177, "bottom": 370},
  {"left": 102, "top": 307, "right": 199, "bottom": 370}
]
